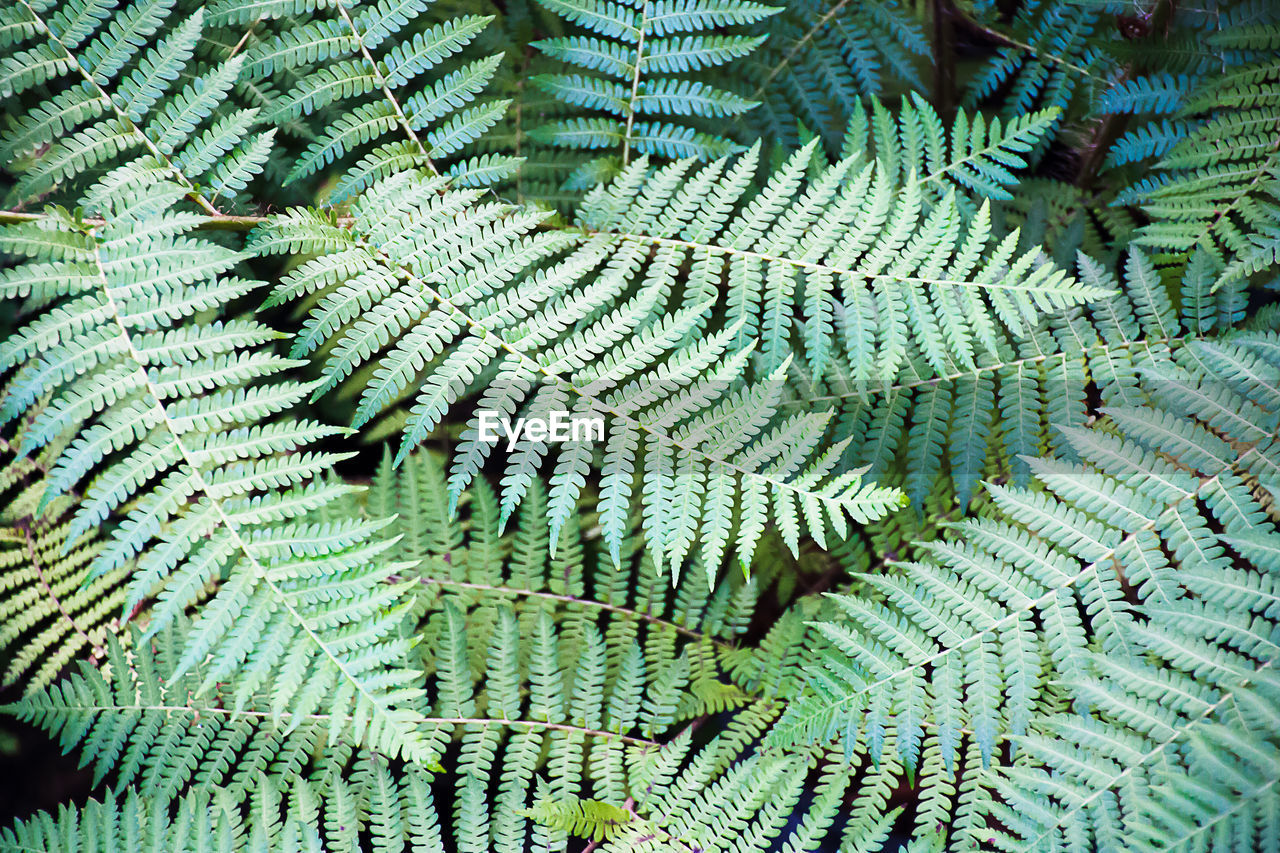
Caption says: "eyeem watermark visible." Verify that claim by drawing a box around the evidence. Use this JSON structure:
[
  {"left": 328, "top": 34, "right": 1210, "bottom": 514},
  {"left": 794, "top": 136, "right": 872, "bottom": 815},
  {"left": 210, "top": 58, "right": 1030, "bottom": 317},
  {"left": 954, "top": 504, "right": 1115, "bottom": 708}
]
[{"left": 477, "top": 411, "right": 605, "bottom": 451}]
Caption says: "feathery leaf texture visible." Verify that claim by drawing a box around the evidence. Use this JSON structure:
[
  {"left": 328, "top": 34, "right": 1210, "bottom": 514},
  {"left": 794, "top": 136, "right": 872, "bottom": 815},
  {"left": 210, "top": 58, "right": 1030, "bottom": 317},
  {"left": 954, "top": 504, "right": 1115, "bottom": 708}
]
[
  {"left": 960, "top": 0, "right": 1109, "bottom": 149},
  {"left": 837, "top": 95, "right": 1063, "bottom": 205},
  {"left": 528, "top": 0, "right": 779, "bottom": 168},
  {"left": 0, "top": 701, "right": 920, "bottom": 853},
  {"left": 806, "top": 247, "right": 1238, "bottom": 513},
  {"left": 0, "top": 0, "right": 270, "bottom": 210},
  {"left": 251, "top": 153, "right": 951, "bottom": 574},
  {"left": 988, "top": 660, "right": 1280, "bottom": 850},
  {"left": 0, "top": 435, "right": 125, "bottom": 694},
  {"left": 207, "top": 0, "right": 516, "bottom": 197},
  {"left": 735, "top": 0, "right": 928, "bottom": 152},
  {"left": 774, "top": 325, "right": 1280, "bottom": 788},
  {"left": 1116, "top": 50, "right": 1280, "bottom": 287},
  {"left": 2, "top": 0, "right": 1280, "bottom": 850},
  {"left": 5, "top": 452, "right": 771, "bottom": 853},
  {"left": 524, "top": 701, "right": 919, "bottom": 852},
  {"left": 0, "top": 180, "right": 430, "bottom": 760}
]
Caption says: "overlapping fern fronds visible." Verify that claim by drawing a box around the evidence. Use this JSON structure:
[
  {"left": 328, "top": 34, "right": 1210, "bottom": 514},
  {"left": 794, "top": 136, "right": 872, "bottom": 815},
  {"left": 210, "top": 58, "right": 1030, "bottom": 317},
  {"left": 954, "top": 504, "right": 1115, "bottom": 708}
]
[
  {"left": 1115, "top": 43, "right": 1280, "bottom": 285},
  {"left": 734, "top": 0, "right": 928, "bottom": 152},
  {"left": 0, "top": 0, "right": 270, "bottom": 210},
  {"left": 252, "top": 154, "right": 933, "bottom": 576},
  {"left": 960, "top": 0, "right": 1110, "bottom": 136},
  {"left": 207, "top": 0, "right": 518, "bottom": 199},
  {"left": 524, "top": 701, "right": 918, "bottom": 851},
  {"left": 4, "top": 453, "right": 767, "bottom": 853},
  {"left": 527, "top": 0, "right": 779, "bottom": 172},
  {"left": 803, "top": 247, "right": 1243, "bottom": 512},
  {"left": 0, "top": 434, "right": 126, "bottom": 694},
  {"left": 0, "top": 179, "right": 428, "bottom": 760},
  {"left": 773, "top": 320, "right": 1280, "bottom": 788},
  {"left": 3, "top": 0, "right": 1280, "bottom": 850},
  {"left": 988, "top": 656, "right": 1280, "bottom": 850},
  {"left": 834, "top": 94, "right": 1062, "bottom": 207},
  {"left": 0, "top": 702, "right": 917, "bottom": 853},
  {"left": 250, "top": 136, "right": 1101, "bottom": 571}
]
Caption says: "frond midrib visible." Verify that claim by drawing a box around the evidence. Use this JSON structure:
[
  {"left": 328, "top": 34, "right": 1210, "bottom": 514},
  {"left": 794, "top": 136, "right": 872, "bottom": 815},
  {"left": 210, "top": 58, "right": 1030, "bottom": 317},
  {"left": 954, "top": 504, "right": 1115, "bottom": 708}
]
[
  {"left": 4, "top": 699, "right": 661, "bottom": 748},
  {"left": 78, "top": 219, "right": 423, "bottom": 745},
  {"left": 1024, "top": 656, "right": 1279, "bottom": 848},
  {"left": 418, "top": 577, "right": 736, "bottom": 650},
  {"left": 789, "top": 331, "right": 1195, "bottom": 407},
  {"left": 18, "top": 0, "right": 222, "bottom": 216},
  {"left": 779, "top": 432, "right": 1278, "bottom": 734}
]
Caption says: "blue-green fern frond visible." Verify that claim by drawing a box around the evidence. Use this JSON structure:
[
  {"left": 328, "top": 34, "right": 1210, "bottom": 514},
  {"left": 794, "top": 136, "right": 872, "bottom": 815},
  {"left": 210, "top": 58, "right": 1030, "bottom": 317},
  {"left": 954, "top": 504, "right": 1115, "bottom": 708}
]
[
  {"left": 0, "top": 0, "right": 270, "bottom": 211},
  {"left": 800, "top": 247, "right": 1231, "bottom": 514},
  {"left": 1114, "top": 49, "right": 1280, "bottom": 286},
  {"left": 437, "top": 0, "right": 593, "bottom": 209},
  {"left": 772, "top": 326, "right": 1280, "bottom": 782},
  {"left": 251, "top": 158, "right": 932, "bottom": 575},
  {"left": 960, "top": 0, "right": 1111, "bottom": 144},
  {"left": 0, "top": 180, "right": 430, "bottom": 760},
  {"left": 3, "top": 463, "right": 771, "bottom": 852},
  {"left": 987, "top": 620, "right": 1280, "bottom": 849},
  {"left": 383, "top": 453, "right": 765, "bottom": 747},
  {"left": 733, "top": 0, "right": 928, "bottom": 152},
  {"left": 837, "top": 95, "right": 1061, "bottom": 206},
  {"left": 1, "top": 702, "right": 920, "bottom": 853},
  {"left": 527, "top": 0, "right": 779, "bottom": 173},
  {"left": 525, "top": 701, "right": 917, "bottom": 851},
  {"left": 207, "top": 0, "right": 515, "bottom": 198}
]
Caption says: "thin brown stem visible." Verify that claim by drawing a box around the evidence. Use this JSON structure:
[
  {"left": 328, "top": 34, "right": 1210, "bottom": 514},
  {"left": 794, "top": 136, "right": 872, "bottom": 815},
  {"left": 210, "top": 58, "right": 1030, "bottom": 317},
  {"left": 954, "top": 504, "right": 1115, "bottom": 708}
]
[
  {"left": 226, "top": 15, "right": 263, "bottom": 60},
  {"left": 20, "top": 520, "right": 104, "bottom": 664},
  {"left": 419, "top": 577, "right": 736, "bottom": 651}
]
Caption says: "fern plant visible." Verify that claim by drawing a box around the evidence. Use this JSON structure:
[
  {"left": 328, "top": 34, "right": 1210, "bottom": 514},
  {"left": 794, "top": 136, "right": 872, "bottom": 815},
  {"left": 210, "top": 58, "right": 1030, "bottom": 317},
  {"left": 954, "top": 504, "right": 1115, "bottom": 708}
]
[
  {"left": 0, "top": 432, "right": 126, "bottom": 695},
  {"left": 1114, "top": 45, "right": 1280, "bottom": 282},
  {"left": 0, "top": 178, "right": 430, "bottom": 760},
  {"left": 0, "top": 0, "right": 269, "bottom": 210},
  {"left": 207, "top": 0, "right": 518, "bottom": 198},
  {"left": 809, "top": 246, "right": 1244, "bottom": 513},
  {"left": 3, "top": 0, "right": 1280, "bottom": 850},
  {"left": 527, "top": 0, "right": 778, "bottom": 166},
  {"left": 734, "top": 0, "right": 929, "bottom": 153}
]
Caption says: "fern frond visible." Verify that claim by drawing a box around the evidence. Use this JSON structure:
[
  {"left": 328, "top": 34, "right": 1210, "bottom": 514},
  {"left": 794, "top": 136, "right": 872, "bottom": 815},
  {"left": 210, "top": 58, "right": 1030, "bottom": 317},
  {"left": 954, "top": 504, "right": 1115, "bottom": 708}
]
[
  {"left": 1115, "top": 52, "right": 1280, "bottom": 286},
  {"left": 734, "top": 0, "right": 928, "bottom": 151},
  {"left": 4, "top": 460, "right": 768, "bottom": 852},
  {"left": 773, "top": 324, "right": 1280, "bottom": 781},
  {"left": 0, "top": 434, "right": 125, "bottom": 694},
  {"left": 987, "top": 642, "right": 1280, "bottom": 849},
  {"left": 2, "top": 705, "right": 912, "bottom": 853},
  {"left": 801, "top": 247, "right": 1224, "bottom": 513},
  {"left": 208, "top": 0, "right": 514, "bottom": 198},
  {"left": 834, "top": 95, "right": 1061, "bottom": 209},
  {"left": 0, "top": 787, "right": 256, "bottom": 853},
  {"left": 528, "top": 0, "right": 779, "bottom": 171},
  {"left": 252, "top": 157, "right": 946, "bottom": 573},
  {"left": 960, "top": 0, "right": 1112, "bottom": 146},
  {"left": 0, "top": 0, "right": 269, "bottom": 211},
  {"left": 526, "top": 702, "right": 916, "bottom": 852},
  {"left": 0, "top": 180, "right": 429, "bottom": 760}
]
